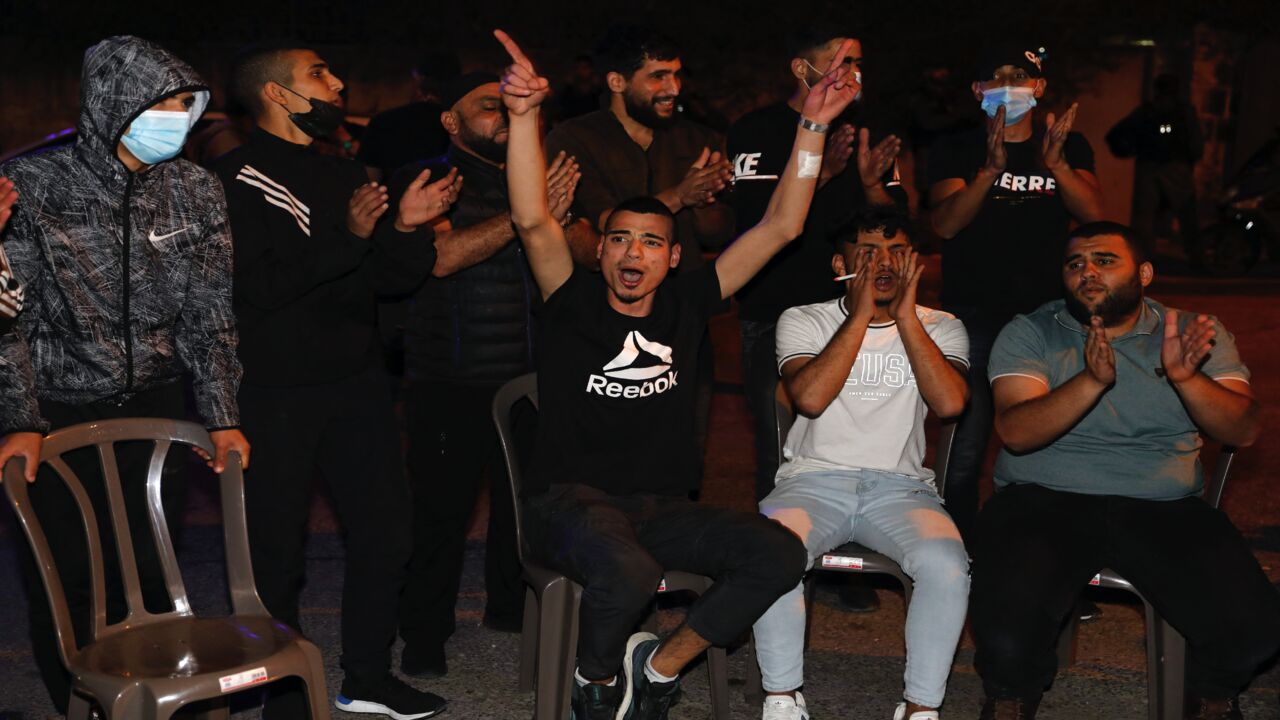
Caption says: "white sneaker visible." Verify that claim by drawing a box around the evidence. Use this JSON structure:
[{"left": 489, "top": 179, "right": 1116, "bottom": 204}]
[
  {"left": 892, "top": 701, "right": 940, "bottom": 720},
  {"left": 762, "top": 691, "right": 810, "bottom": 720}
]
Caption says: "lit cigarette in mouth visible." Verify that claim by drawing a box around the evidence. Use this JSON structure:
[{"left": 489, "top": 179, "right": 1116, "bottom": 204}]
[{"left": 833, "top": 273, "right": 857, "bottom": 281}]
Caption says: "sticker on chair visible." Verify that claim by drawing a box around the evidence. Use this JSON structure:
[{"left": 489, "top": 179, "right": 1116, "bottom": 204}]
[
  {"left": 220, "top": 667, "right": 269, "bottom": 692},
  {"left": 657, "top": 578, "right": 667, "bottom": 592},
  {"left": 822, "top": 555, "right": 863, "bottom": 569},
  {"left": 1088, "top": 574, "right": 1101, "bottom": 586}
]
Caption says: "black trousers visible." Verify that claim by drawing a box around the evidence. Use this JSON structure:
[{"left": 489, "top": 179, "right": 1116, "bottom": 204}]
[
  {"left": 972, "top": 483, "right": 1280, "bottom": 701},
  {"left": 523, "top": 483, "right": 806, "bottom": 680},
  {"left": 740, "top": 319, "right": 781, "bottom": 502},
  {"left": 400, "top": 379, "right": 526, "bottom": 650},
  {"left": 240, "top": 363, "right": 411, "bottom": 683},
  {"left": 938, "top": 319, "right": 996, "bottom": 543},
  {"left": 17, "top": 383, "right": 186, "bottom": 713}
]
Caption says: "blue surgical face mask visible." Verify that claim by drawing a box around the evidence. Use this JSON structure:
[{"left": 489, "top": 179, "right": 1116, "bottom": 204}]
[
  {"left": 980, "top": 85, "right": 1037, "bottom": 126},
  {"left": 120, "top": 110, "right": 191, "bottom": 165}
]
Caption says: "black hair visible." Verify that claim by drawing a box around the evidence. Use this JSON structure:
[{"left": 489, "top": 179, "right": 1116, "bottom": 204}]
[
  {"left": 605, "top": 196, "right": 677, "bottom": 234},
  {"left": 1067, "top": 221, "right": 1147, "bottom": 264},
  {"left": 593, "top": 24, "right": 681, "bottom": 80},
  {"left": 831, "top": 206, "right": 913, "bottom": 245},
  {"left": 785, "top": 23, "right": 855, "bottom": 63},
  {"left": 416, "top": 50, "right": 461, "bottom": 99},
  {"left": 230, "top": 42, "right": 308, "bottom": 118}
]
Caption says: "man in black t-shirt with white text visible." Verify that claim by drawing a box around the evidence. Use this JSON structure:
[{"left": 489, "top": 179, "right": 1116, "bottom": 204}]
[
  {"left": 495, "top": 29, "right": 859, "bottom": 720},
  {"left": 927, "top": 43, "right": 1103, "bottom": 541},
  {"left": 728, "top": 23, "right": 904, "bottom": 503}
]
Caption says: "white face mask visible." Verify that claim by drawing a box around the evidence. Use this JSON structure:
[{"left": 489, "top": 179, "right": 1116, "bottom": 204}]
[{"left": 802, "top": 58, "right": 862, "bottom": 100}]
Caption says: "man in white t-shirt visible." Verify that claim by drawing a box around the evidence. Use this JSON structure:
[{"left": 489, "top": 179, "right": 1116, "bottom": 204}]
[{"left": 752, "top": 207, "right": 971, "bottom": 720}]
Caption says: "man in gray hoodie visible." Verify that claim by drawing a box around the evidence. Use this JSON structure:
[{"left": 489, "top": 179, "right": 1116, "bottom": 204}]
[{"left": 0, "top": 36, "right": 248, "bottom": 712}]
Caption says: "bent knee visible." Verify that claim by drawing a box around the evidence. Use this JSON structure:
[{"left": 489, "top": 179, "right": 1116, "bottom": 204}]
[
  {"left": 744, "top": 519, "right": 809, "bottom": 590},
  {"left": 905, "top": 537, "right": 971, "bottom": 587}
]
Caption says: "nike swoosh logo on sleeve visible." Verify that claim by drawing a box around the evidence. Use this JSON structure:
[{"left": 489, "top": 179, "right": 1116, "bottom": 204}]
[{"left": 148, "top": 227, "right": 190, "bottom": 243}]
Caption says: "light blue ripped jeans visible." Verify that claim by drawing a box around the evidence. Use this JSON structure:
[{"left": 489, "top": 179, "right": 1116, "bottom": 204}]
[{"left": 752, "top": 468, "right": 970, "bottom": 708}]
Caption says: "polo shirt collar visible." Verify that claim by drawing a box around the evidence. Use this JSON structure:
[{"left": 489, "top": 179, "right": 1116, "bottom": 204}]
[{"left": 1053, "top": 297, "right": 1163, "bottom": 339}]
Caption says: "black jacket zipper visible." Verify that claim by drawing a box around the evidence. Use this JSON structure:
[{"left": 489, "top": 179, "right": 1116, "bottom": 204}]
[{"left": 121, "top": 172, "right": 135, "bottom": 396}]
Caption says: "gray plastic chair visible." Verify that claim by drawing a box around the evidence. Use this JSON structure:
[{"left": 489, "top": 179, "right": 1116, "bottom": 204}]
[
  {"left": 492, "top": 373, "right": 730, "bottom": 720},
  {"left": 744, "top": 384, "right": 957, "bottom": 700},
  {"left": 2, "top": 418, "right": 329, "bottom": 720},
  {"left": 1055, "top": 446, "right": 1238, "bottom": 720}
]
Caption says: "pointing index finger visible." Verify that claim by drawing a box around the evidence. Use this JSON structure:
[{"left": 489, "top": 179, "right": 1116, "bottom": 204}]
[
  {"left": 824, "top": 39, "right": 853, "bottom": 75},
  {"left": 494, "top": 29, "right": 534, "bottom": 72}
]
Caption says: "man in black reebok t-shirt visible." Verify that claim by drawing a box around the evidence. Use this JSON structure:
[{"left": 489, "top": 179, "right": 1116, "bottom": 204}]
[
  {"left": 727, "top": 23, "right": 905, "bottom": 502},
  {"left": 496, "top": 29, "right": 859, "bottom": 720},
  {"left": 928, "top": 43, "right": 1103, "bottom": 541}
]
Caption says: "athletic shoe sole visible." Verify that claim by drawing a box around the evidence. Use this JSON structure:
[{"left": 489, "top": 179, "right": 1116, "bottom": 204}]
[
  {"left": 614, "top": 631, "right": 658, "bottom": 720},
  {"left": 334, "top": 694, "right": 446, "bottom": 719}
]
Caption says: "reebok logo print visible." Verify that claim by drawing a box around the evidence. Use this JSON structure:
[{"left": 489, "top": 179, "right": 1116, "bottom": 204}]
[{"left": 587, "top": 330, "right": 680, "bottom": 398}]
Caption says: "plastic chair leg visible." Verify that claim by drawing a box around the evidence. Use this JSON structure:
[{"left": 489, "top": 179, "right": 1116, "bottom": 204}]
[
  {"left": 518, "top": 586, "right": 540, "bottom": 692},
  {"left": 706, "top": 646, "right": 730, "bottom": 720},
  {"left": 744, "top": 633, "right": 764, "bottom": 705},
  {"left": 1147, "top": 607, "right": 1186, "bottom": 720},
  {"left": 300, "top": 641, "right": 334, "bottom": 720},
  {"left": 534, "top": 579, "right": 578, "bottom": 720},
  {"left": 67, "top": 692, "right": 94, "bottom": 720}
]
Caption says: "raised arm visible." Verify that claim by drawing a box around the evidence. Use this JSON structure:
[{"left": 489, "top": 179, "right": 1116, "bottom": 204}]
[
  {"left": 715, "top": 40, "right": 860, "bottom": 299},
  {"left": 1042, "top": 104, "right": 1103, "bottom": 223},
  {"left": 993, "top": 316, "right": 1114, "bottom": 453},
  {"left": 497, "top": 29, "right": 574, "bottom": 299},
  {"left": 1161, "top": 310, "right": 1259, "bottom": 447},
  {"left": 930, "top": 107, "right": 1005, "bottom": 239},
  {"left": 782, "top": 259, "right": 875, "bottom": 417},
  {"left": 888, "top": 251, "right": 968, "bottom": 418}
]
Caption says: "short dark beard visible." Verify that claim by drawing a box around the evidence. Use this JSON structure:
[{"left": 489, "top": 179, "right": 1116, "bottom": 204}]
[
  {"left": 1064, "top": 272, "right": 1144, "bottom": 327},
  {"left": 459, "top": 124, "right": 507, "bottom": 164},
  {"left": 623, "top": 89, "right": 676, "bottom": 129}
]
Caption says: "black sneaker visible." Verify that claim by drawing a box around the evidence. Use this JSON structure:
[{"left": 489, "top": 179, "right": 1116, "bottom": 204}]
[
  {"left": 401, "top": 642, "right": 448, "bottom": 679},
  {"left": 616, "top": 632, "right": 680, "bottom": 720},
  {"left": 571, "top": 677, "right": 623, "bottom": 720},
  {"left": 334, "top": 674, "right": 447, "bottom": 719}
]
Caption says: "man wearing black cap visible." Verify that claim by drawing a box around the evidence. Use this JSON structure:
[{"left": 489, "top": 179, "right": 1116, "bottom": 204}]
[
  {"left": 389, "top": 72, "right": 581, "bottom": 679},
  {"left": 926, "top": 44, "right": 1102, "bottom": 541}
]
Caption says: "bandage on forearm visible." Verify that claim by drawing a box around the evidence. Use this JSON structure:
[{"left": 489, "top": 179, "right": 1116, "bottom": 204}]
[{"left": 797, "top": 150, "right": 823, "bottom": 179}]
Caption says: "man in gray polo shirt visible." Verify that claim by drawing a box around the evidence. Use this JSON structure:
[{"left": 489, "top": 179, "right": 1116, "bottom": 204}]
[{"left": 970, "top": 221, "right": 1280, "bottom": 720}]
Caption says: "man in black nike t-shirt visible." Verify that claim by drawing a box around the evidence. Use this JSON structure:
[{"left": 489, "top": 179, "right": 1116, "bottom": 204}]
[{"left": 496, "top": 30, "right": 859, "bottom": 720}]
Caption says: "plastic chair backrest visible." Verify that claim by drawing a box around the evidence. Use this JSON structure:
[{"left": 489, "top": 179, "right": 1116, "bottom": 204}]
[
  {"left": 493, "top": 373, "right": 539, "bottom": 565},
  {"left": 2, "top": 418, "right": 267, "bottom": 668},
  {"left": 1204, "top": 445, "right": 1237, "bottom": 509},
  {"left": 772, "top": 390, "right": 956, "bottom": 495}
]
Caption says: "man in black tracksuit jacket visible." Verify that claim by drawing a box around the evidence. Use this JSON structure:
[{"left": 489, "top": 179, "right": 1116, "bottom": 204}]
[{"left": 215, "top": 44, "right": 459, "bottom": 719}]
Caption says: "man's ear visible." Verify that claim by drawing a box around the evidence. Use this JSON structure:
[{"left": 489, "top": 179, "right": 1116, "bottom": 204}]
[
  {"left": 790, "top": 58, "right": 809, "bottom": 83},
  {"left": 669, "top": 242, "right": 681, "bottom": 269},
  {"left": 263, "top": 81, "right": 292, "bottom": 111},
  {"left": 971, "top": 81, "right": 984, "bottom": 102},
  {"left": 832, "top": 252, "right": 847, "bottom": 277},
  {"left": 596, "top": 238, "right": 603, "bottom": 260},
  {"left": 1033, "top": 78, "right": 1047, "bottom": 98},
  {"left": 440, "top": 110, "right": 460, "bottom": 137},
  {"left": 606, "top": 71, "right": 628, "bottom": 94},
  {"left": 1139, "top": 261, "right": 1154, "bottom": 288}
]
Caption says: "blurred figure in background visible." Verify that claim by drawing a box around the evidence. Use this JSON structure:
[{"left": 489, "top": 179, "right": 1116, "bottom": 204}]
[
  {"left": 359, "top": 50, "right": 459, "bottom": 182},
  {"left": 1107, "top": 73, "right": 1205, "bottom": 267},
  {"left": 553, "top": 53, "right": 603, "bottom": 122}
]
